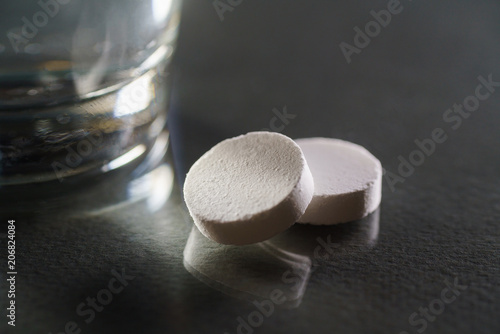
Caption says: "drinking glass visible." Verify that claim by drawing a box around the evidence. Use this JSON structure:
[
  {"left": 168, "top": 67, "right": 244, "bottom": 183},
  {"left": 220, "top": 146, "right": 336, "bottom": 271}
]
[{"left": 0, "top": 0, "right": 181, "bottom": 185}]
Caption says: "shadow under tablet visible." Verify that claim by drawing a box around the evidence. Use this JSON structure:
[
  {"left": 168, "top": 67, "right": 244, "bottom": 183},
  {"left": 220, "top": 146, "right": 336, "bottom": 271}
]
[{"left": 182, "top": 209, "right": 380, "bottom": 308}]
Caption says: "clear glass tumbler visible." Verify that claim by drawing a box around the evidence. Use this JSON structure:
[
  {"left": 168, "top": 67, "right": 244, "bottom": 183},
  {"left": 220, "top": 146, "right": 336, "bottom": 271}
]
[{"left": 0, "top": 0, "right": 181, "bottom": 185}]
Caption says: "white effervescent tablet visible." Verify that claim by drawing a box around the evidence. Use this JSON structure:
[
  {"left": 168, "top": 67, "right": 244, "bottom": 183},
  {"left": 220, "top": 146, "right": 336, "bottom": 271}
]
[
  {"left": 184, "top": 132, "right": 314, "bottom": 245},
  {"left": 296, "top": 138, "right": 382, "bottom": 225}
]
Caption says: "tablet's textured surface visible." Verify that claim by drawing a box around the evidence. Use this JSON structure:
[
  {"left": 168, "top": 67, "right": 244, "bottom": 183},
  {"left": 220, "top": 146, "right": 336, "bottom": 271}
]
[
  {"left": 296, "top": 138, "right": 382, "bottom": 225},
  {"left": 184, "top": 132, "right": 314, "bottom": 245}
]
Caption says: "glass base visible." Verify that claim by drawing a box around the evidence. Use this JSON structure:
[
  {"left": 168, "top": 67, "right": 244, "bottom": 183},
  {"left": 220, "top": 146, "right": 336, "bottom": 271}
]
[{"left": 0, "top": 67, "right": 170, "bottom": 185}]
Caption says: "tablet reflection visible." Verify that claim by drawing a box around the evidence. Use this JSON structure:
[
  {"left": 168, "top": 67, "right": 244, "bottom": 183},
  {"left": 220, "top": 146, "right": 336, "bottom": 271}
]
[
  {"left": 183, "top": 209, "right": 380, "bottom": 308},
  {"left": 183, "top": 226, "right": 311, "bottom": 308},
  {"left": 264, "top": 208, "right": 380, "bottom": 260}
]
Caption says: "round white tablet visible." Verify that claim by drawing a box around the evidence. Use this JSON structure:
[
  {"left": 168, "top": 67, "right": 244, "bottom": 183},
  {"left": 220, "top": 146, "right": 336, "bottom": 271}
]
[
  {"left": 295, "top": 138, "right": 382, "bottom": 225},
  {"left": 184, "top": 132, "right": 314, "bottom": 245}
]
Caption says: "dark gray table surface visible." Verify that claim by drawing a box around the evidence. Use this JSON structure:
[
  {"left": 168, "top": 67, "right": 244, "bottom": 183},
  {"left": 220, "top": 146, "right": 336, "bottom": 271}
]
[{"left": 1, "top": 1, "right": 499, "bottom": 333}]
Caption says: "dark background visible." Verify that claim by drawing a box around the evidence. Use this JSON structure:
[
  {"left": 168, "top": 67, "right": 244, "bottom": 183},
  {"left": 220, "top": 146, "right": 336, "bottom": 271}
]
[{"left": 2, "top": 0, "right": 500, "bottom": 333}]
